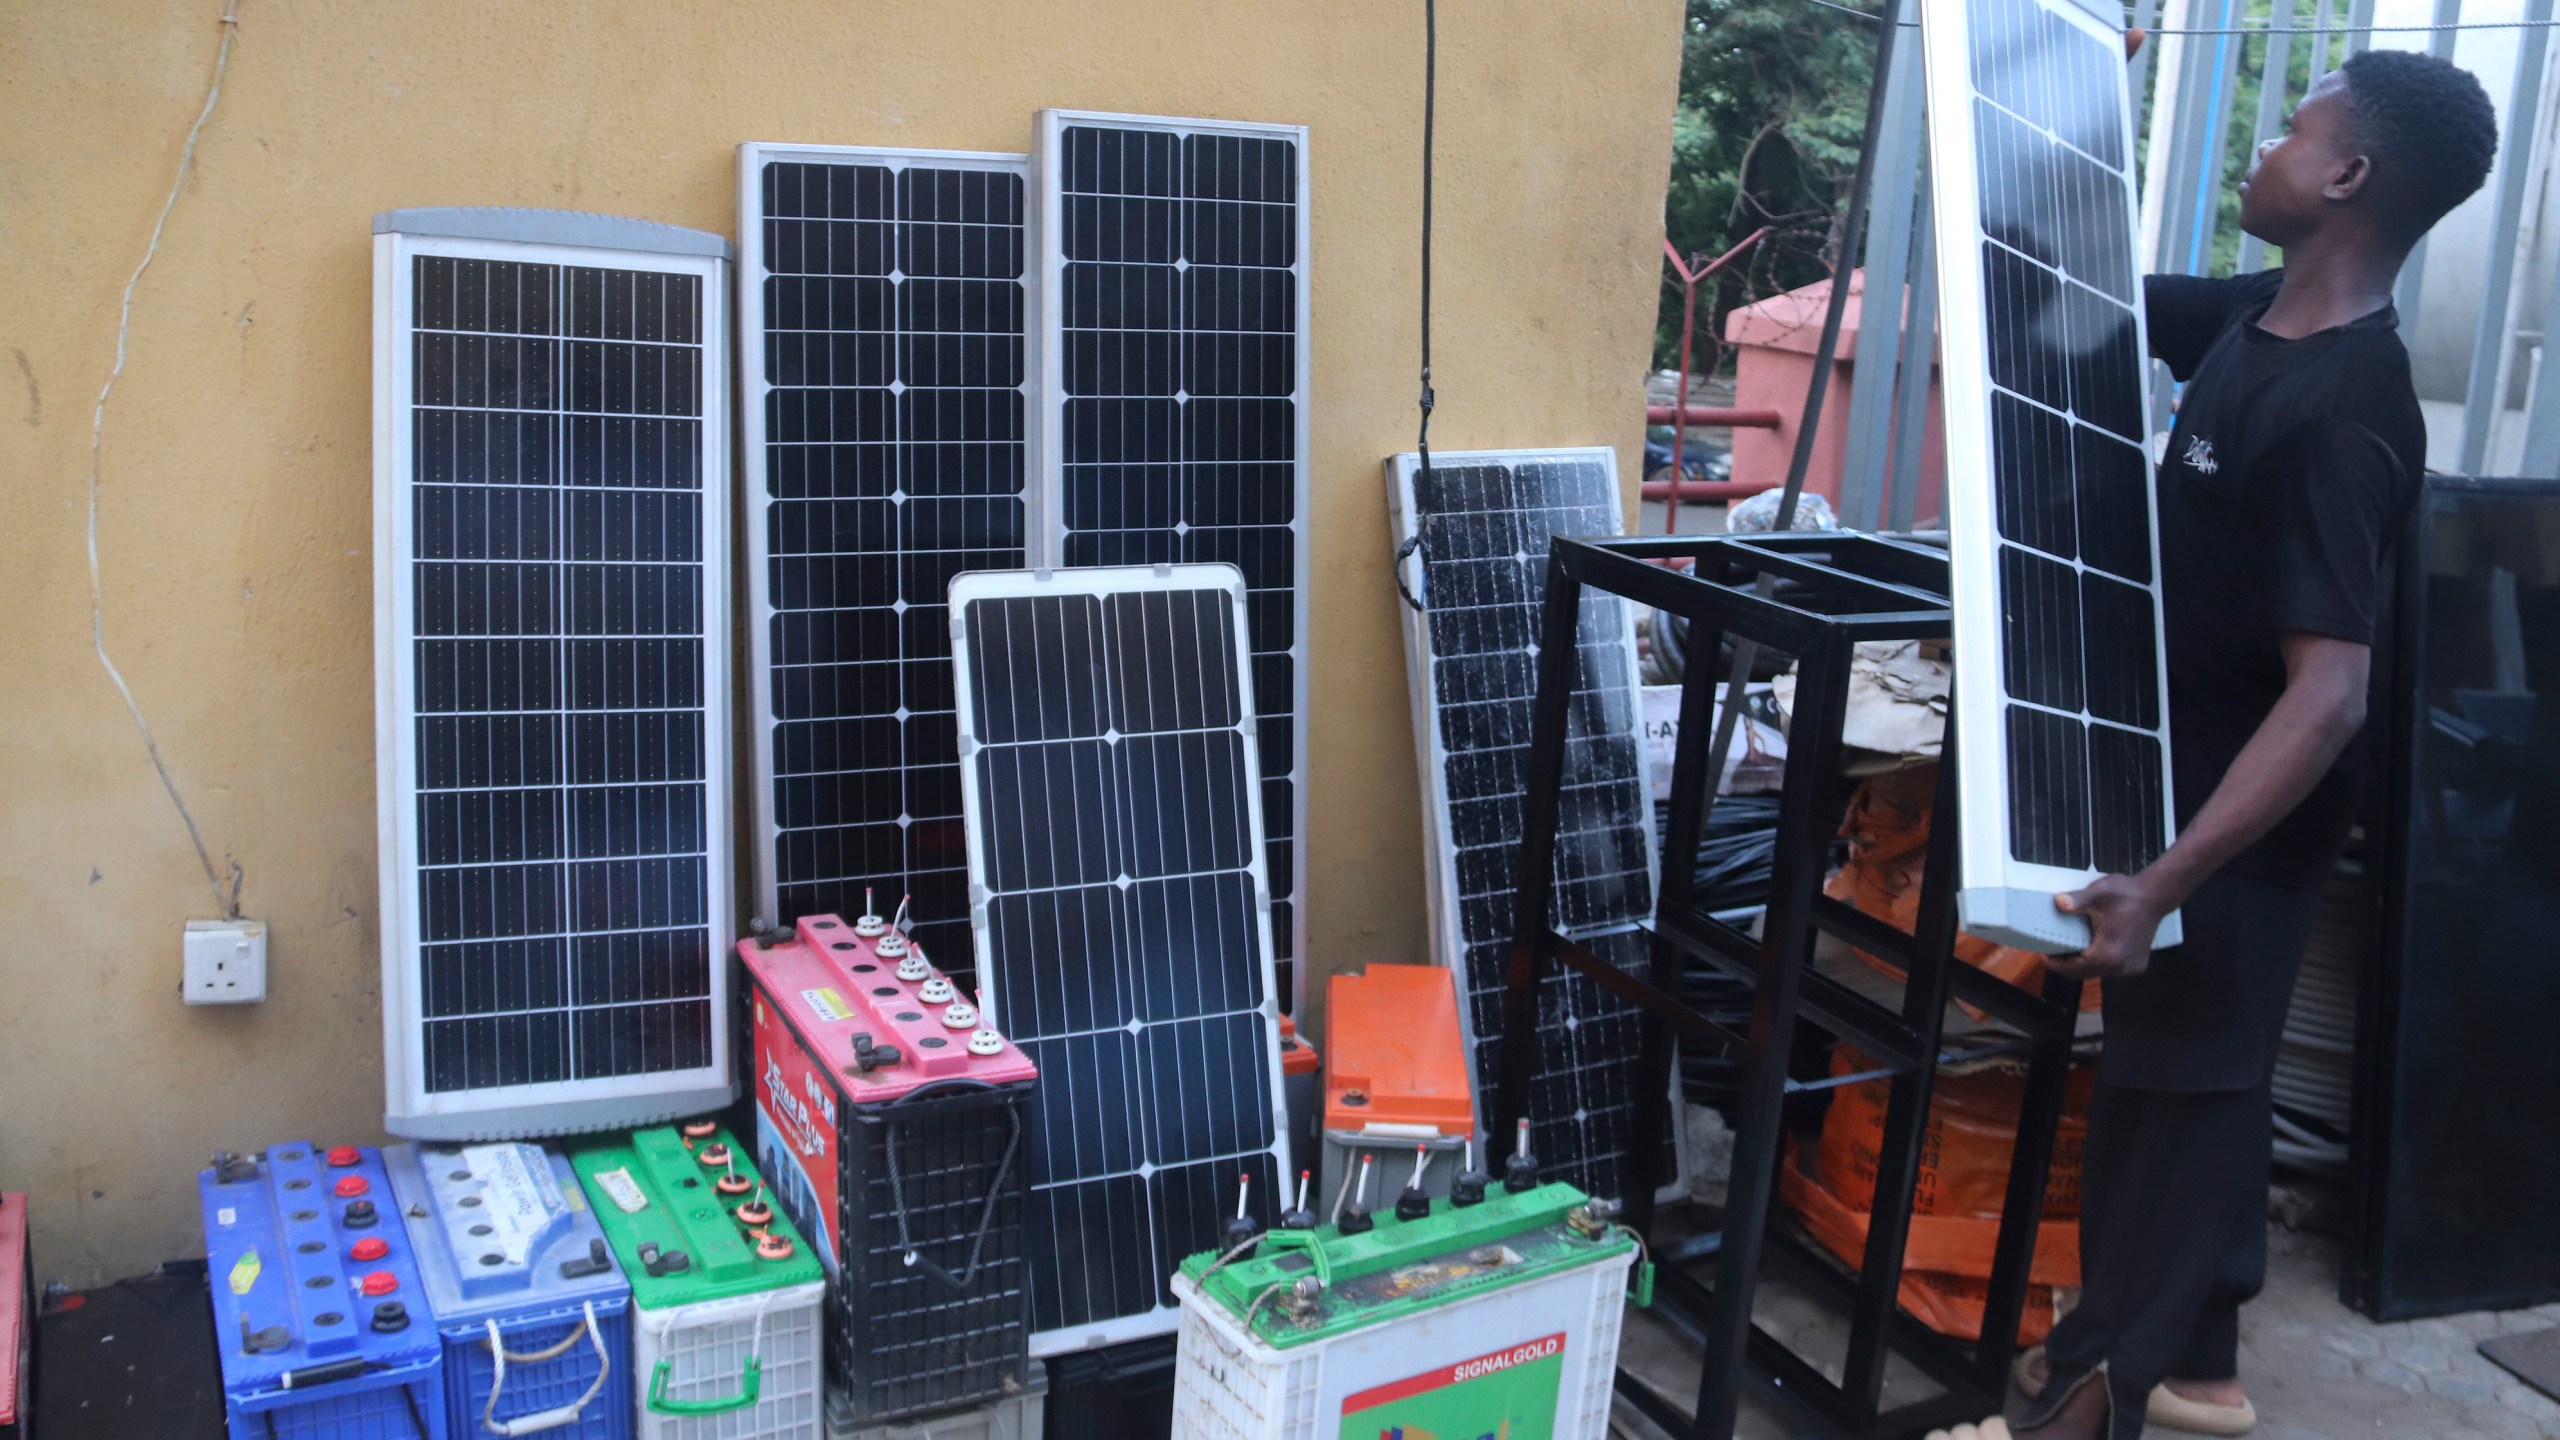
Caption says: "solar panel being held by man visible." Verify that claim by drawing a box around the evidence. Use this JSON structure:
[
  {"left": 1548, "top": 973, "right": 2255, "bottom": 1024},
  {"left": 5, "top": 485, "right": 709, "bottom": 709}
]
[{"left": 1919, "top": 0, "right": 2183, "bottom": 955}]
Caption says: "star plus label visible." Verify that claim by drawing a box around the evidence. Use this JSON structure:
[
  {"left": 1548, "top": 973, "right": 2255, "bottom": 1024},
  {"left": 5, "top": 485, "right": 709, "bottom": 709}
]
[
  {"left": 228, "top": 1248, "right": 262, "bottom": 1295},
  {"left": 590, "top": 1166, "right": 650, "bottom": 1214}
]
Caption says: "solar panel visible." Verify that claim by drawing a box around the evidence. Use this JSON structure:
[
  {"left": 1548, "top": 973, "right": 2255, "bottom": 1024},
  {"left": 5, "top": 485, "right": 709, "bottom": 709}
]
[
  {"left": 948, "top": 563, "right": 1290, "bottom": 1354},
  {"left": 738, "top": 144, "right": 1032, "bottom": 979},
  {"left": 1385, "top": 448, "right": 1658, "bottom": 1201},
  {"left": 1918, "top": 0, "right": 2185, "bottom": 953},
  {"left": 372, "top": 208, "right": 735, "bottom": 1139},
  {"left": 1033, "top": 110, "right": 1310, "bottom": 1007}
]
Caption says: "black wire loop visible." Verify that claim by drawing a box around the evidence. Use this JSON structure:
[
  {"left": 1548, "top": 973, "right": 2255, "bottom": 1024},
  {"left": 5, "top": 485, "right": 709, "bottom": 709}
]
[
  {"left": 883, "top": 1100, "right": 1025, "bottom": 1295},
  {"left": 1401, "top": 0, "right": 1438, "bottom": 616}
]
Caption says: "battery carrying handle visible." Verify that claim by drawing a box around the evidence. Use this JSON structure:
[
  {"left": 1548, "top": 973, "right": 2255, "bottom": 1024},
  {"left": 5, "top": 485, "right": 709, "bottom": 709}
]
[
  {"left": 645, "top": 1297, "right": 767, "bottom": 1418},
  {"left": 1246, "top": 1226, "right": 1334, "bottom": 1289},
  {"left": 481, "top": 1301, "right": 610, "bottom": 1435},
  {"left": 880, "top": 1080, "right": 1024, "bottom": 1295}
]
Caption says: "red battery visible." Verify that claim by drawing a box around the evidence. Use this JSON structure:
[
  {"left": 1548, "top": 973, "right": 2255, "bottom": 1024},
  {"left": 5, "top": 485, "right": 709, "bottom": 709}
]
[
  {"left": 740, "top": 910, "right": 1038, "bottom": 1428},
  {"left": 0, "top": 1192, "right": 24, "bottom": 1440}
]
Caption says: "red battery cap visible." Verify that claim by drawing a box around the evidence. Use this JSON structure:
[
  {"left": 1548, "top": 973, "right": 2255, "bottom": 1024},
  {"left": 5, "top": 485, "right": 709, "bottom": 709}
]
[
  {"left": 332, "top": 1175, "right": 371, "bottom": 1199},
  {"left": 325, "top": 1146, "right": 362, "bottom": 1168},
  {"left": 359, "top": 1271, "right": 398, "bottom": 1296},
  {"left": 349, "top": 1237, "right": 390, "bottom": 1262}
]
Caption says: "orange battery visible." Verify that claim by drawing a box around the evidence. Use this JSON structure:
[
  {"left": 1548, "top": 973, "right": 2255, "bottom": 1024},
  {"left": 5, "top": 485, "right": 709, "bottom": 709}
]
[{"left": 1319, "top": 965, "right": 1479, "bottom": 1211}]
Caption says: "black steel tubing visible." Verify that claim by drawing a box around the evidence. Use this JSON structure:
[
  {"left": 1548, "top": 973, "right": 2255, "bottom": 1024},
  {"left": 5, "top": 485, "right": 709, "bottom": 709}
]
[{"left": 1500, "top": 531, "right": 2082, "bottom": 1440}]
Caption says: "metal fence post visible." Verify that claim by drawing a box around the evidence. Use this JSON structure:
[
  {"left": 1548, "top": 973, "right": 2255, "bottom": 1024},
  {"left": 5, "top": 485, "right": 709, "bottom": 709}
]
[{"left": 2459, "top": 0, "right": 2554, "bottom": 473}]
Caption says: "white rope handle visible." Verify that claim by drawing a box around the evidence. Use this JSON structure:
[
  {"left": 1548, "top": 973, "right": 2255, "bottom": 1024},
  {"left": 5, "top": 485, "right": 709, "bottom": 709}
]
[
  {"left": 480, "top": 1301, "right": 610, "bottom": 1436},
  {"left": 744, "top": 1292, "right": 770, "bottom": 1369}
]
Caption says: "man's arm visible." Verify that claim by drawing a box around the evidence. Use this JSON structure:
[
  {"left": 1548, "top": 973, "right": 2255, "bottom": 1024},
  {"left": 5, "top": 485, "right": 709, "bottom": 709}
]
[
  {"left": 2050, "top": 632, "right": 2368, "bottom": 980},
  {"left": 2146, "top": 272, "right": 2276, "bottom": 379}
]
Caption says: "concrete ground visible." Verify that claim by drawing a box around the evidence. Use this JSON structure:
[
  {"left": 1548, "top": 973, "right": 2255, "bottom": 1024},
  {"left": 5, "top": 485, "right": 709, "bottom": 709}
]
[{"left": 1609, "top": 1207, "right": 2560, "bottom": 1438}]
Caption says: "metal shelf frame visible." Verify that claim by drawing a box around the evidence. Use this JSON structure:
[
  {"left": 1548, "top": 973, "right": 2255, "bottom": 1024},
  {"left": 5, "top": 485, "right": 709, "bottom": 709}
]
[{"left": 1495, "top": 531, "right": 2086, "bottom": 1440}]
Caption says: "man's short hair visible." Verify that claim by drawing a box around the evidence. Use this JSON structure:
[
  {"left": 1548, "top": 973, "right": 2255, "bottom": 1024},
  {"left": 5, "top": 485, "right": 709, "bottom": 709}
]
[{"left": 2338, "top": 49, "right": 2500, "bottom": 238}]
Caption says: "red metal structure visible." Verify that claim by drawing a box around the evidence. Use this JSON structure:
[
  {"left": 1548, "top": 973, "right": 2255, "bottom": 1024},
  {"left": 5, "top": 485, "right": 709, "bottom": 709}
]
[{"left": 1658, "top": 228, "right": 1773, "bottom": 533}]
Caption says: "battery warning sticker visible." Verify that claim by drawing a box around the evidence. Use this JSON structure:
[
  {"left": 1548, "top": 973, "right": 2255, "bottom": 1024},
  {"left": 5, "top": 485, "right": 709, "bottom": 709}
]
[
  {"left": 1338, "top": 1332, "right": 1567, "bottom": 1440},
  {"left": 801, "top": 987, "right": 854, "bottom": 1023}
]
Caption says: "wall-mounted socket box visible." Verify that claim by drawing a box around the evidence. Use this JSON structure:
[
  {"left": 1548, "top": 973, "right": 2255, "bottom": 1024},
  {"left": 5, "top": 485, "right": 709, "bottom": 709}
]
[{"left": 182, "top": 919, "right": 265, "bottom": 1004}]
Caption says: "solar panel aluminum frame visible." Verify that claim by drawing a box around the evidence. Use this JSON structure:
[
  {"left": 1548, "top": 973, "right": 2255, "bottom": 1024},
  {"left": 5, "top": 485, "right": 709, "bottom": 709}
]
[
  {"left": 1031, "top": 109, "right": 1313, "bottom": 1009},
  {"left": 947, "top": 562, "right": 1294, "bottom": 1356},
  {"left": 736, "top": 143, "right": 1037, "bottom": 934},
  {"left": 1916, "top": 0, "right": 2186, "bottom": 954},
  {"left": 1382, "top": 448, "right": 1665, "bottom": 1154},
  {"left": 372, "top": 209, "right": 737, "bottom": 1139}
]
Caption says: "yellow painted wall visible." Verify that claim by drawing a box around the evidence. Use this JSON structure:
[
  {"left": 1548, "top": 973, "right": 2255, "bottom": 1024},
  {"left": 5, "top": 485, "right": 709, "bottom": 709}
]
[{"left": 0, "top": 0, "right": 1683, "bottom": 1283}]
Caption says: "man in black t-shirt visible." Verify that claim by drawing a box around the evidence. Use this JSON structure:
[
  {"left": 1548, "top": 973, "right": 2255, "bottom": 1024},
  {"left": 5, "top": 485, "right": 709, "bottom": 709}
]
[{"left": 1932, "top": 47, "right": 2501, "bottom": 1440}]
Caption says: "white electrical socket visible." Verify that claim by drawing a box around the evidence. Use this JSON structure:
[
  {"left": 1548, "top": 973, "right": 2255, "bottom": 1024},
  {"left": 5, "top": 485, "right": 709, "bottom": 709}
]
[{"left": 183, "top": 919, "right": 267, "bottom": 1004}]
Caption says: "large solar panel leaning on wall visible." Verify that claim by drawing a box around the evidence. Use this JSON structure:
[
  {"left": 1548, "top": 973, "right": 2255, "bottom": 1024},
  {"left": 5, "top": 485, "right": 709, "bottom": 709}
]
[
  {"left": 1384, "top": 449, "right": 1659, "bottom": 1201},
  {"left": 738, "top": 144, "right": 1032, "bottom": 975},
  {"left": 1916, "top": 0, "right": 2184, "bottom": 953},
  {"left": 1033, "top": 110, "right": 1311, "bottom": 1004},
  {"left": 949, "top": 564, "right": 1291, "bottom": 1353},
  {"left": 371, "top": 208, "right": 735, "bottom": 1139}
]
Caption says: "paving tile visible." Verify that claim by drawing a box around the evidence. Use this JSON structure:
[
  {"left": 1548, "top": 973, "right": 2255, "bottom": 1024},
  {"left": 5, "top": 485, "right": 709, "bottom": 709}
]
[
  {"left": 2459, "top": 1403, "right": 2547, "bottom": 1439},
  {"left": 2356, "top": 1356, "right": 2426, "bottom": 1393},
  {"left": 2426, "top": 1372, "right": 2499, "bottom": 1405}
]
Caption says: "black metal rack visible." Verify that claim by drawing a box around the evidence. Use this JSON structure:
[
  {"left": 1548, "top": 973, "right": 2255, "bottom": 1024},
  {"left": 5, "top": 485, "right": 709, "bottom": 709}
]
[{"left": 1496, "top": 531, "right": 2086, "bottom": 1439}]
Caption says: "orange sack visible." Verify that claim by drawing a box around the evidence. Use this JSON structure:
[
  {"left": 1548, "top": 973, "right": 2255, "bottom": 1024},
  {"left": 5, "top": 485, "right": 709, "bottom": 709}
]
[
  {"left": 1824, "top": 764, "right": 2102, "bottom": 1013},
  {"left": 1781, "top": 1045, "right": 2096, "bottom": 1344}
]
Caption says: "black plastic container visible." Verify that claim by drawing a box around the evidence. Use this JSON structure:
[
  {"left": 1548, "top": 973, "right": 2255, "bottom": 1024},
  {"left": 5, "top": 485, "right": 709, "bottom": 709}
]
[{"left": 2353, "top": 475, "right": 2560, "bottom": 1319}]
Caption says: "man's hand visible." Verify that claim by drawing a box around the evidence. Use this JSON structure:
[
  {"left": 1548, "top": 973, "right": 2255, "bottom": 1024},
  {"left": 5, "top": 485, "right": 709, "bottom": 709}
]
[{"left": 2049, "top": 872, "right": 2174, "bottom": 981}]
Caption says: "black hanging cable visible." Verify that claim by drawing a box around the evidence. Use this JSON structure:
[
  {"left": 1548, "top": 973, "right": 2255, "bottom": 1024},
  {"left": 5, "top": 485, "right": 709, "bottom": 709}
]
[{"left": 1394, "top": 0, "right": 1438, "bottom": 613}]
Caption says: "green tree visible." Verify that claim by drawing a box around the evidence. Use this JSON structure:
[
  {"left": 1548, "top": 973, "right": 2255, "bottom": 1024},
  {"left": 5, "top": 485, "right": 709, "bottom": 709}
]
[{"left": 1658, "top": 0, "right": 1885, "bottom": 369}]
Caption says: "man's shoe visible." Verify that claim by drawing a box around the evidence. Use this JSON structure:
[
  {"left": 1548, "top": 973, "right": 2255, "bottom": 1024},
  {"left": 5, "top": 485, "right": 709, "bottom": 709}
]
[
  {"left": 2012, "top": 1349, "right": 2256, "bottom": 1436},
  {"left": 2148, "top": 1383, "right": 2256, "bottom": 1436}
]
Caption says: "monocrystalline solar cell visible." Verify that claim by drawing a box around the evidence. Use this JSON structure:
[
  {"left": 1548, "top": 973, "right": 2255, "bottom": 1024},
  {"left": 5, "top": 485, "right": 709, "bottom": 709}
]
[
  {"left": 739, "top": 145, "right": 1031, "bottom": 978},
  {"left": 373, "top": 208, "right": 735, "bottom": 1139},
  {"left": 1386, "top": 449, "right": 1659, "bottom": 1201},
  {"left": 1919, "top": 0, "right": 2184, "bottom": 952},
  {"left": 949, "top": 564, "right": 1290, "bottom": 1354},
  {"left": 1035, "top": 110, "right": 1310, "bottom": 1007}
]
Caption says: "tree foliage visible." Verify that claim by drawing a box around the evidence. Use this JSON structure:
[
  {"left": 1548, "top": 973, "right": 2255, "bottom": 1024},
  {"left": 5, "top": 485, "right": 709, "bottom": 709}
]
[{"left": 1658, "top": 0, "right": 1885, "bottom": 369}]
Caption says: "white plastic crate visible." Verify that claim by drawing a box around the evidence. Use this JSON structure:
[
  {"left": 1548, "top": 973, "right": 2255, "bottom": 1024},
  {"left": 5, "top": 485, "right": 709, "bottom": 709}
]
[
  {"left": 1170, "top": 1250, "right": 1630, "bottom": 1440},
  {"left": 635, "top": 1282, "right": 826, "bottom": 1440}
]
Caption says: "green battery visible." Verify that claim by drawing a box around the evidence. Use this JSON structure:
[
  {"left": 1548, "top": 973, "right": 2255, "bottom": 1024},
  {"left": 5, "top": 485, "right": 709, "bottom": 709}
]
[
  {"left": 1170, "top": 1183, "right": 1638, "bottom": 1440},
  {"left": 571, "top": 1124, "right": 828, "bottom": 1440}
]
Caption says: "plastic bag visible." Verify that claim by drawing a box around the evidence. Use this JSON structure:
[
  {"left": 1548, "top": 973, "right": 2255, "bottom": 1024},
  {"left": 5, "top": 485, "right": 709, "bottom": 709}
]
[
  {"left": 1823, "top": 766, "right": 2102, "bottom": 1013},
  {"left": 1780, "top": 1045, "right": 2096, "bottom": 1343}
]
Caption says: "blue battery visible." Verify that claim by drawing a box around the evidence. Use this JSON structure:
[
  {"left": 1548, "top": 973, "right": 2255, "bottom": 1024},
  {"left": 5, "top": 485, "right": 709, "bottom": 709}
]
[
  {"left": 201, "top": 1142, "right": 448, "bottom": 1440},
  {"left": 386, "top": 1142, "right": 635, "bottom": 1440}
]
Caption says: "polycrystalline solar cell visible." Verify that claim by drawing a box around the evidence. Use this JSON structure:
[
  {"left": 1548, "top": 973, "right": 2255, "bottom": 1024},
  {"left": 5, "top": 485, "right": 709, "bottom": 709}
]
[
  {"left": 1041, "top": 112, "right": 1307, "bottom": 1001},
  {"left": 378, "top": 209, "right": 733, "bottom": 1138},
  {"left": 951, "top": 568, "right": 1287, "bottom": 1352},
  {"left": 745, "top": 149, "right": 1029, "bottom": 980},
  {"left": 1387, "top": 450, "right": 1656, "bottom": 1201},
  {"left": 1924, "top": 0, "right": 2179, "bottom": 937}
]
